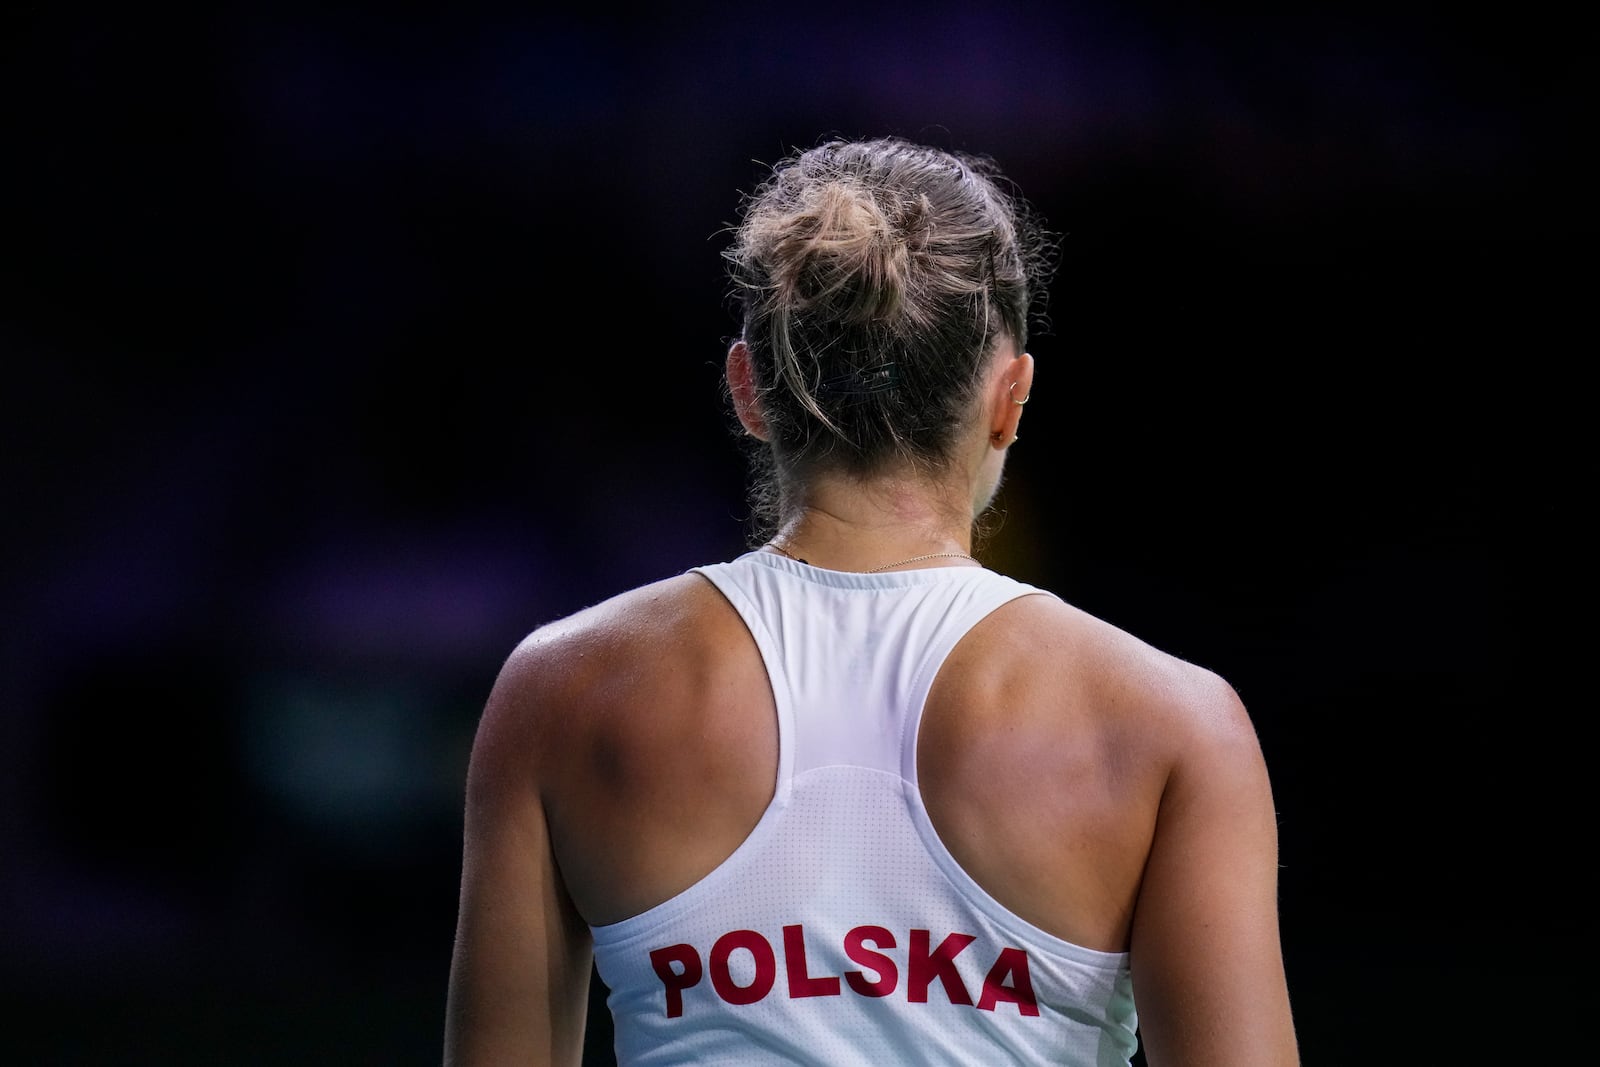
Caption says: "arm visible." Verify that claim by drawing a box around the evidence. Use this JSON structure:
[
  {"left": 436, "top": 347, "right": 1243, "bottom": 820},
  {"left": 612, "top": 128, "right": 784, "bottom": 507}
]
[
  {"left": 444, "top": 645, "right": 593, "bottom": 1066},
  {"left": 1128, "top": 674, "right": 1299, "bottom": 1066}
]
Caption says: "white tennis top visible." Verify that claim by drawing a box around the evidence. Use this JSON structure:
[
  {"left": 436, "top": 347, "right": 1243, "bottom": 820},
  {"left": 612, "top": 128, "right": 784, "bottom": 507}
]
[{"left": 589, "top": 551, "right": 1139, "bottom": 1065}]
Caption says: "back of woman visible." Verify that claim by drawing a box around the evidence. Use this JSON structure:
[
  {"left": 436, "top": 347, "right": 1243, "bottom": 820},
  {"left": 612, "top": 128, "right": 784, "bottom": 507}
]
[{"left": 444, "top": 135, "right": 1299, "bottom": 1066}]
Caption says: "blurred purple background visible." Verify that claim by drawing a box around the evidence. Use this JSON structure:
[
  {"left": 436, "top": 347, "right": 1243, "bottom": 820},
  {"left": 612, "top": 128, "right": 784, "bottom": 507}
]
[{"left": 2, "top": 3, "right": 1585, "bottom": 1063}]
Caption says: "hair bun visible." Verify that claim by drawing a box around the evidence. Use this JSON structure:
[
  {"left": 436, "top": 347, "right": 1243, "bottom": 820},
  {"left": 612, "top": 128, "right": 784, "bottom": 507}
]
[{"left": 722, "top": 135, "right": 1055, "bottom": 515}]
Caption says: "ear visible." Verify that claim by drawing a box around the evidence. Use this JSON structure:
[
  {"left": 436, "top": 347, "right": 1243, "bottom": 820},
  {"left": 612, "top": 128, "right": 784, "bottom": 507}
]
[
  {"left": 726, "top": 340, "right": 770, "bottom": 440},
  {"left": 988, "top": 350, "right": 1035, "bottom": 449}
]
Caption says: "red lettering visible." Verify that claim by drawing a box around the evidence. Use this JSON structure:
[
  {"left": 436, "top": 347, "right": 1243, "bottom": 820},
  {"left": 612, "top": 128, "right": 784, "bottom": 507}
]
[
  {"left": 709, "top": 929, "right": 776, "bottom": 1005},
  {"left": 842, "top": 925, "right": 898, "bottom": 997},
  {"left": 783, "top": 924, "right": 841, "bottom": 998},
  {"left": 649, "top": 944, "right": 702, "bottom": 1019},
  {"left": 651, "top": 925, "right": 1037, "bottom": 1020},
  {"left": 976, "top": 947, "right": 1039, "bottom": 1016},
  {"left": 907, "top": 929, "right": 975, "bottom": 1005}
]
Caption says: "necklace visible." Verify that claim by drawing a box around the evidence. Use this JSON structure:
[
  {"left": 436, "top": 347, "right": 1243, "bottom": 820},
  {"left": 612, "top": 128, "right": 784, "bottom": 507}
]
[
  {"left": 866, "top": 551, "right": 979, "bottom": 573},
  {"left": 767, "top": 541, "right": 979, "bottom": 573},
  {"left": 768, "top": 541, "right": 809, "bottom": 564}
]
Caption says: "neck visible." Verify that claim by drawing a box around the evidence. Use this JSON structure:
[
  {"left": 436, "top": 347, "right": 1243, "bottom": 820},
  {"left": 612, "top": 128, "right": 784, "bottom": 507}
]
[{"left": 769, "top": 469, "right": 978, "bottom": 571}]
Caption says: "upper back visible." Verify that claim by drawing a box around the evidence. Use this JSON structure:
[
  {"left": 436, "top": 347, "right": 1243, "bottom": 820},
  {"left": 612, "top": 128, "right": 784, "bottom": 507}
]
[
  {"left": 502, "top": 553, "right": 1241, "bottom": 1063},
  {"left": 521, "top": 554, "right": 1211, "bottom": 945}
]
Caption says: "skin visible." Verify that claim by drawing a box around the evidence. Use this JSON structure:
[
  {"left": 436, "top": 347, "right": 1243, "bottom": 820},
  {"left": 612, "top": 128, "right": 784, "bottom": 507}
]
[{"left": 444, "top": 340, "right": 1299, "bottom": 1065}]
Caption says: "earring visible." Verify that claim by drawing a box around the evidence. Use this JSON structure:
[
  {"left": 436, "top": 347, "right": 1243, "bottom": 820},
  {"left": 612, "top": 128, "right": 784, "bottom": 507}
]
[{"left": 1010, "top": 382, "right": 1030, "bottom": 405}]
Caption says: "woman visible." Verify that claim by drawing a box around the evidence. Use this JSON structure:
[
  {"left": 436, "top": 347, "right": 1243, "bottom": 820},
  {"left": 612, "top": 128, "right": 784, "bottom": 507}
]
[{"left": 445, "top": 135, "right": 1299, "bottom": 1065}]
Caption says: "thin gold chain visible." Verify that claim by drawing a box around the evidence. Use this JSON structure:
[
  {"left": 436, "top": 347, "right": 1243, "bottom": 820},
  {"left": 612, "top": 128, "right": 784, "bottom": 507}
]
[
  {"left": 767, "top": 542, "right": 978, "bottom": 573},
  {"left": 768, "top": 541, "right": 808, "bottom": 564},
  {"left": 866, "top": 551, "right": 978, "bottom": 573}
]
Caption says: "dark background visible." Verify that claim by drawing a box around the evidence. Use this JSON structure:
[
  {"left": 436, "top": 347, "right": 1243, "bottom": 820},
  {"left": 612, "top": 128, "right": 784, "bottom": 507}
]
[{"left": 2, "top": 3, "right": 1586, "bottom": 1064}]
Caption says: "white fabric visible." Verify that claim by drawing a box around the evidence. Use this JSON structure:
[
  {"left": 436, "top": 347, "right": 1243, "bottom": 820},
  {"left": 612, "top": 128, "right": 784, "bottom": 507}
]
[{"left": 590, "top": 551, "right": 1139, "bottom": 1066}]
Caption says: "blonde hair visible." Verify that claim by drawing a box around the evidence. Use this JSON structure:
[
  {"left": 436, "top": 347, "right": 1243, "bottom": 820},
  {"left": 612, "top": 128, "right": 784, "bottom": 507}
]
[{"left": 722, "top": 136, "right": 1056, "bottom": 534}]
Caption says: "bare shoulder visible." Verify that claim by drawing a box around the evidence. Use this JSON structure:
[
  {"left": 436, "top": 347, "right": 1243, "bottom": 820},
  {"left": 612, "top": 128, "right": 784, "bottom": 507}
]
[
  {"left": 473, "top": 568, "right": 777, "bottom": 925},
  {"left": 989, "top": 590, "right": 1257, "bottom": 757},
  {"left": 492, "top": 572, "right": 723, "bottom": 702},
  {"left": 447, "top": 572, "right": 727, "bottom": 1063},
  {"left": 1066, "top": 596, "right": 1297, "bottom": 1063},
  {"left": 470, "top": 572, "right": 731, "bottom": 781},
  {"left": 506, "top": 570, "right": 719, "bottom": 668},
  {"left": 938, "top": 588, "right": 1295, "bottom": 1059},
  {"left": 924, "top": 586, "right": 1262, "bottom": 951}
]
